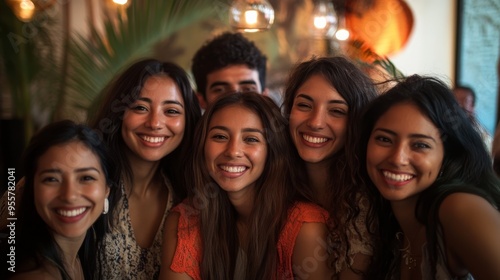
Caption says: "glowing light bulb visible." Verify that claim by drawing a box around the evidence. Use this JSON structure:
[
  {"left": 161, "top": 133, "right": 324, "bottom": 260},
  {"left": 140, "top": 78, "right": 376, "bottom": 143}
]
[
  {"left": 229, "top": 0, "right": 274, "bottom": 32},
  {"left": 113, "top": 0, "right": 128, "bottom": 5},
  {"left": 311, "top": 1, "right": 337, "bottom": 38},
  {"left": 335, "top": 28, "right": 350, "bottom": 41},
  {"left": 11, "top": 0, "right": 35, "bottom": 22},
  {"left": 314, "top": 16, "right": 327, "bottom": 29},
  {"left": 244, "top": 10, "right": 258, "bottom": 25}
]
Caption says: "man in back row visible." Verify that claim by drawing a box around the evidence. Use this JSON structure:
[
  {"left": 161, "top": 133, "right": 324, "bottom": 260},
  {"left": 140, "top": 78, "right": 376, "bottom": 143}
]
[
  {"left": 452, "top": 85, "right": 492, "bottom": 153},
  {"left": 191, "top": 32, "right": 269, "bottom": 109}
]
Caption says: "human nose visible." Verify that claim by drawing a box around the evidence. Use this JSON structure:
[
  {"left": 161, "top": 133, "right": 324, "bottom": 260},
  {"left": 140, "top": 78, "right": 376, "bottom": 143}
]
[
  {"left": 306, "top": 108, "right": 326, "bottom": 130},
  {"left": 225, "top": 85, "right": 239, "bottom": 94},
  {"left": 146, "top": 111, "right": 163, "bottom": 130},
  {"left": 224, "top": 138, "right": 243, "bottom": 158},
  {"left": 59, "top": 179, "right": 78, "bottom": 202},
  {"left": 388, "top": 144, "right": 410, "bottom": 166}
]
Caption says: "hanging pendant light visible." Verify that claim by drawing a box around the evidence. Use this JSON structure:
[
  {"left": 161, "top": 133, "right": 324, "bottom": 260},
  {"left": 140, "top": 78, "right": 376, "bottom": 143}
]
[
  {"left": 229, "top": 0, "right": 275, "bottom": 32},
  {"left": 6, "top": 0, "right": 36, "bottom": 22},
  {"left": 311, "top": 0, "right": 337, "bottom": 38}
]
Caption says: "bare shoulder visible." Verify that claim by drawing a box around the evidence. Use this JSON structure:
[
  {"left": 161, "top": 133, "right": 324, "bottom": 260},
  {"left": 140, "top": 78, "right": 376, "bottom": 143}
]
[
  {"left": 293, "top": 222, "right": 333, "bottom": 279},
  {"left": 165, "top": 211, "right": 181, "bottom": 230},
  {"left": 163, "top": 211, "right": 181, "bottom": 246},
  {"left": 297, "top": 222, "right": 328, "bottom": 240},
  {"left": 438, "top": 193, "right": 500, "bottom": 278},
  {"left": 439, "top": 192, "right": 498, "bottom": 221},
  {"left": 159, "top": 210, "right": 191, "bottom": 280}
]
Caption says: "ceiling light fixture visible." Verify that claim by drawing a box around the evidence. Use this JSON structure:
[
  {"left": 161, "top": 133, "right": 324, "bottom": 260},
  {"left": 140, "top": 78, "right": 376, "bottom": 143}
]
[
  {"left": 312, "top": 0, "right": 337, "bottom": 38},
  {"left": 229, "top": 0, "right": 275, "bottom": 32},
  {"left": 7, "top": 0, "right": 36, "bottom": 22}
]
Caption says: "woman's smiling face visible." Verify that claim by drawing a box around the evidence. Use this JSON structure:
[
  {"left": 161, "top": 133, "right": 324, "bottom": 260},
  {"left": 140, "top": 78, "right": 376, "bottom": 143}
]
[
  {"left": 34, "top": 140, "right": 109, "bottom": 240},
  {"left": 366, "top": 102, "right": 444, "bottom": 203},
  {"left": 288, "top": 74, "right": 348, "bottom": 165},
  {"left": 204, "top": 104, "right": 267, "bottom": 200},
  {"left": 121, "top": 75, "right": 186, "bottom": 163}
]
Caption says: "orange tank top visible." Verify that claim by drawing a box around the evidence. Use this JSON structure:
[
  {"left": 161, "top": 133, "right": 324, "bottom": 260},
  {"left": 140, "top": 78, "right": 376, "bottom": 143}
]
[{"left": 170, "top": 201, "right": 329, "bottom": 280}]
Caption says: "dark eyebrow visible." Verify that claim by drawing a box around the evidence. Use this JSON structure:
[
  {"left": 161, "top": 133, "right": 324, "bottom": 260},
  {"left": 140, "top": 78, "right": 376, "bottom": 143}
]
[
  {"left": 39, "top": 167, "right": 101, "bottom": 174},
  {"left": 137, "top": 97, "right": 184, "bottom": 108},
  {"left": 209, "top": 126, "right": 265, "bottom": 135},
  {"left": 209, "top": 80, "right": 258, "bottom": 89},
  {"left": 296, "top": 93, "right": 348, "bottom": 105},
  {"left": 238, "top": 80, "right": 258, "bottom": 86},
  {"left": 373, "top": 128, "right": 438, "bottom": 143},
  {"left": 209, "top": 82, "right": 230, "bottom": 89}
]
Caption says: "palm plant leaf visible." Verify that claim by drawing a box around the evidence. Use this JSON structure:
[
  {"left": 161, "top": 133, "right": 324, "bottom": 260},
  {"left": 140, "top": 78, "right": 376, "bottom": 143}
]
[
  {"left": 64, "top": 0, "right": 225, "bottom": 118},
  {"left": 348, "top": 39, "right": 405, "bottom": 79}
]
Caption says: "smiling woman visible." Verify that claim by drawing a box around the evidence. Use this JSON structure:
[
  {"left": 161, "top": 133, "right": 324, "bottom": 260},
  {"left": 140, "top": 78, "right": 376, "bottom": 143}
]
[
  {"left": 88, "top": 58, "right": 201, "bottom": 279},
  {"left": 361, "top": 75, "right": 500, "bottom": 279},
  {"left": 160, "top": 92, "right": 332, "bottom": 280},
  {"left": 366, "top": 102, "right": 445, "bottom": 202},
  {"left": 282, "top": 56, "right": 378, "bottom": 279},
  {"left": 0, "top": 120, "right": 118, "bottom": 280}
]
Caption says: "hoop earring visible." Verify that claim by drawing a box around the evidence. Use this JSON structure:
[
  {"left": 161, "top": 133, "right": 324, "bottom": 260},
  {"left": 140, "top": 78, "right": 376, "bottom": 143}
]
[{"left": 103, "top": 198, "right": 109, "bottom": 214}]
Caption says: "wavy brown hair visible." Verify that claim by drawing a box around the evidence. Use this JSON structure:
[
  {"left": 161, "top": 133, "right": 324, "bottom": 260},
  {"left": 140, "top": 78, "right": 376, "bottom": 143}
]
[{"left": 88, "top": 58, "right": 201, "bottom": 201}]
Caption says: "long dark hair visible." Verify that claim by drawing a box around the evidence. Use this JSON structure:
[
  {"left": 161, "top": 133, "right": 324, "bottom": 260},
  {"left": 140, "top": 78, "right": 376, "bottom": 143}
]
[
  {"left": 187, "top": 92, "right": 311, "bottom": 280},
  {"left": 361, "top": 75, "right": 500, "bottom": 278},
  {"left": 282, "top": 56, "right": 378, "bottom": 273},
  {"left": 3, "top": 120, "right": 118, "bottom": 279},
  {"left": 88, "top": 58, "right": 201, "bottom": 201}
]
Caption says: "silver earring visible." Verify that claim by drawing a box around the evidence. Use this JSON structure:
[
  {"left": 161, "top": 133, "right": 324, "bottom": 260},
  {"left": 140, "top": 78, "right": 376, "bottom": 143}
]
[{"left": 103, "top": 198, "right": 109, "bottom": 214}]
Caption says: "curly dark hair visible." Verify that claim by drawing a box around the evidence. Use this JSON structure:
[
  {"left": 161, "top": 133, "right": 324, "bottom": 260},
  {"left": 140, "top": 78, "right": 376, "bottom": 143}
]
[
  {"left": 282, "top": 56, "right": 378, "bottom": 276},
  {"left": 191, "top": 32, "right": 267, "bottom": 98}
]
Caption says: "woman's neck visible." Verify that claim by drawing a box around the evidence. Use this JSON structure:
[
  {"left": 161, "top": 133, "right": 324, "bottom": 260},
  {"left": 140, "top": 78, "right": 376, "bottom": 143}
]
[
  {"left": 126, "top": 155, "right": 161, "bottom": 197},
  {"left": 53, "top": 234, "right": 85, "bottom": 279},
  {"left": 392, "top": 198, "right": 426, "bottom": 280},
  {"left": 305, "top": 161, "right": 331, "bottom": 206},
  {"left": 235, "top": 197, "right": 254, "bottom": 251},
  {"left": 229, "top": 191, "right": 255, "bottom": 222},
  {"left": 391, "top": 196, "right": 423, "bottom": 239}
]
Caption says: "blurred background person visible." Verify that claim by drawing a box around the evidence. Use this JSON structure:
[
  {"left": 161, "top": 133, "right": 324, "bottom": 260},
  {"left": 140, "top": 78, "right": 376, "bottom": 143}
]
[{"left": 453, "top": 85, "right": 492, "bottom": 153}]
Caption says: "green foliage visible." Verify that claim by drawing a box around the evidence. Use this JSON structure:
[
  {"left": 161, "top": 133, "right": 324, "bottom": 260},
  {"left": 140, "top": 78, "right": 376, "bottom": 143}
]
[
  {"left": 1, "top": 0, "right": 222, "bottom": 143},
  {"left": 349, "top": 39, "right": 405, "bottom": 79},
  {"left": 65, "top": 0, "right": 221, "bottom": 118}
]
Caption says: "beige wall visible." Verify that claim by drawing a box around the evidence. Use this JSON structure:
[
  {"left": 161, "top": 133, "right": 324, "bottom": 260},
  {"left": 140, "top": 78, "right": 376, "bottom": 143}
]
[{"left": 390, "top": 0, "right": 456, "bottom": 84}]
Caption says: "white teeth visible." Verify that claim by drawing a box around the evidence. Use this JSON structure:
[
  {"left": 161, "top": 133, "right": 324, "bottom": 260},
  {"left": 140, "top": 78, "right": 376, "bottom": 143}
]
[
  {"left": 57, "top": 207, "right": 86, "bottom": 217},
  {"left": 302, "top": 134, "right": 328, "bottom": 144},
  {"left": 383, "top": 171, "right": 413, "bottom": 182},
  {"left": 142, "top": 135, "right": 165, "bottom": 143},
  {"left": 220, "top": 165, "right": 246, "bottom": 173}
]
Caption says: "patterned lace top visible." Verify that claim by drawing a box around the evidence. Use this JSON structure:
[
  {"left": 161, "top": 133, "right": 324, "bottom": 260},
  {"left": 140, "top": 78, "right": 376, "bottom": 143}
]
[
  {"left": 100, "top": 177, "right": 174, "bottom": 280},
  {"left": 170, "top": 201, "right": 329, "bottom": 280},
  {"left": 329, "top": 196, "right": 374, "bottom": 274}
]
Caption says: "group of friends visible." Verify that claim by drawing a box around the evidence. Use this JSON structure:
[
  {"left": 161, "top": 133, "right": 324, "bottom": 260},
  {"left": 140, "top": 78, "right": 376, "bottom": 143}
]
[{"left": 1, "top": 32, "right": 500, "bottom": 280}]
